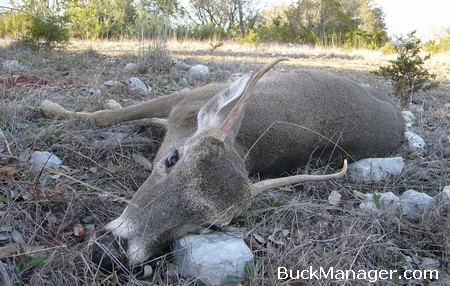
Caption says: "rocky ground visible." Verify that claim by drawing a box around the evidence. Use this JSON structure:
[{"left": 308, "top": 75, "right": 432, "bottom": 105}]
[{"left": 0, "top": 39, "right": 448, "bottom": 285}]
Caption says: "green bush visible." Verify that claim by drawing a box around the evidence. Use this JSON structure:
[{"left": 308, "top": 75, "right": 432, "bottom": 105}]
[
  {"left": 343, "top": 28, "right": 388, "bottom": 49},
  {"left": 380, "top": 42, "right": 395, "bottom": 54},
  {"left": 234, "top": 28, "right": 258, "bottom": 44},
  {"left": 174, "top": 24, "right": 227, "bottom": 41},
  {"left": 66, "top": 0, "right": 101, "bottom": 39},
  {"left": 424, "top": 37, "right": 450, "bottom": 54},
  {"left": 0, "top": 11, "right": 28, "bottom": 38},
  {"left": 20, "top": 15, "right": 69, "bottom": 49},
  {"left": 373, "top": 31, "right": 437, "bottom": 108}
]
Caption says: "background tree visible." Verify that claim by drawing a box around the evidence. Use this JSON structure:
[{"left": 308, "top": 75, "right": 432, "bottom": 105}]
[
  {"left": 187, "top": 0, "right": 259, "bottom": 36},
  {"left": 0, "top": 0, "right": 390, "bottom": 48},
  {"left": 66, "top": 0, "right": 101, "bottom": 39},
  {"left": 134, "top": 0, "right": 181, "bottom": 39},
  {"left": 255, "top": 0, "right": 387, "bottom": 47}
]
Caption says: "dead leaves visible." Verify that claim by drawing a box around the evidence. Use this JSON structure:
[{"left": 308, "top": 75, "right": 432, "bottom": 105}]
[
  {"left": 250, "top": 228, "right": 298, "bottom": 251},
  {"left": 132, "top": 153, "right": 153, "bottom": 171},
  {"left": 0, "top": 74, "right": 49, "bottom": 88},
  {"left": 327, "top": 190, "right": 341, "bottom": 206},
  {"left": 73, "top": 224, "right": 86, "bottom": 238},
  {"left": 0, "top": 165, "right": 20, "bottom": 179},
  {"left": 0, "top": 243, "right": 46, "bottom": 260}
]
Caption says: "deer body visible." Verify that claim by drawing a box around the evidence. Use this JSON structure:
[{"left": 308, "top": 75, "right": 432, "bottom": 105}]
[
  {"left": 151, "top": 69, "right": 404, "bottom": 176},
  {"left": 40, "top": 61, "right": 404, "bottom": 270}
]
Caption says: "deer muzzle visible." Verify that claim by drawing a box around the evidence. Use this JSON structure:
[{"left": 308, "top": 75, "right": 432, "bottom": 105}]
[{"left": 90, "top": 229, "right": 130, "bottom": 272}]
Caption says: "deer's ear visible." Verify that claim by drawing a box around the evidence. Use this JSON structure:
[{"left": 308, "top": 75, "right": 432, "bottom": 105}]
[
  {"left": 195, "top": 73, "right": 252, "bottom": 137},
  {"left": 195, "top": 58, "right": 287, "bottom": 144}
]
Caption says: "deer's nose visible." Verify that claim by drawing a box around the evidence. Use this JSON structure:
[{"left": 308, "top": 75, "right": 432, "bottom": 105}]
[{"left": 90, "top": 229, "right": 129, "bottom": 272}]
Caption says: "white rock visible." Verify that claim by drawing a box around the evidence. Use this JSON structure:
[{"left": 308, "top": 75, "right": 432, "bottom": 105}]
[
  {"left": 173, "top": 232, "right": 253, "bottom": 286},
  {"left": 420, "top": 257, "right": 440, "bottom": 269},
  {"left": 402, "top": 111, "right": 415, "bottom": 124},
  {"left": 359, "top": 192, "right": 400, "bottom": 214},
  {"left": 103, "top": 80, "right": 123, "bottom": 87},
  {"left": 328, "top": 190, "right": 341, "bottom": 206},
  {"left": 188, "top": 64, "right": 209, "bottom": 79},
  {"left": 3, "top": 60, "right": 21, "bottom": 70},
  {"left": 442, "top": 186, "right": 450, "bottom": 201},
  {"left": 410, "top": 103, "right": 424, "bottom": 113},
  {"left": 128, "top": 77, "right": 151, "bottom": 94},
  {"left": 124, "top": 63, "right": 137, "bottom": 71},
  {"left": 29, "top": 151, "right": 62, "bottom": 171},
  {"left": 405, "top": 131, "right": 426, "bottom": 156},
  {"left": 402, "top": 111, "right": 415, "bottom": 128},
  {"left": 178, "top": 77, "right": 189, "bottom": 86},
  {"left": 174, "top": 59, "right": 192, "bottom": 70},
  {"left": 3, "top": 60, "right": 30, "bottom": 73},
  {"left": 88, "top": 88, "right": 102, "bottom": 96},
  {"left": 105, "top": 99, "right": 122, "bottom": 110},
  {"left": 97, "top": 131, "right": 127, "bottom": 141},
  {"left": 347, "top": 157, "right": 404, "bottom": 183},
  {"left": 0, "top": 129, "right": 6, "bottom": 153},
  {"left": 399, "top": 190, "right": 435, "bottom": 216}
]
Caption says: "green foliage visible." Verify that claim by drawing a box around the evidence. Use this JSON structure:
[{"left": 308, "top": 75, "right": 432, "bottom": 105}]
[
  {"left": 20, "top": 15, "right": 69, "bottom": 49},
  {"left": 13, "top": 247, "right": 48, "bottom": 284},
  {"left": 0, "top": 0, "right": 395, "bottom": 49},
  {"left": 380, "top": 42, "right": 395, "bottom": 54},
  {"left": 373, "top": 31, "right": 437, "bottom": 108},
  {"left": 174, "top": 23, "right": 227, "bottom": 41},
  {"left": 0, "top": 4, "right": 69, "bottom": 49},
  {"left": 0, "top": 11, "right": 28, "bottom": 38},
  {"left": 343, "top": 28, "right": 388, "bottom": 49},
  {"left": 66, "top": 0, "right": 101, "bottom": 39},
  {"left": 90, "top": 0, "right": 136, "bottom": 39},
  {"left": 234, "top": 27, "right": 258, "bottom": 44},
  {"left": 424, "top": 28, "right": 450, "bottom": 54},
  {"left": 254, "top": 10, "right": 296, "bottom": 43},
  {"left": 249, "top": 0, "right": 388, "bottom": 47},
  {"left": 226, "top": 256, "right": 266, "bottom": 283}
]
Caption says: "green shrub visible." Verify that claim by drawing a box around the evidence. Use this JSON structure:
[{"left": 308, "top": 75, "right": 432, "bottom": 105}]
[
  {"left": 66, "top": 0, "right": 101, "bottom": 39},
  {"left": 380, "top": 42, "right": 395, "bottom": 54},
  {"left": 424, "top": 37, "right": 450, "bottom": 54},
  {"left": 0, "top": 11, "right": 28, "bottom": 38},
  {"left": 174, "top": 24, "right": 227, "bottom": 41},
  {"left": 20, "top": 15, "right": 69, "bottom": 49},
  {"left": 235, "top": 28, "right": 258, "bottom": 44},
  {"left": 373, "top": 31, "right": 437, "bottom": 108}
]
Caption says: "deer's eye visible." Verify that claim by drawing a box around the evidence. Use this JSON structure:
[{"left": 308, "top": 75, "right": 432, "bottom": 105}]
[{"left": 165, "top": 150, "right": 179, "bottom": 169}]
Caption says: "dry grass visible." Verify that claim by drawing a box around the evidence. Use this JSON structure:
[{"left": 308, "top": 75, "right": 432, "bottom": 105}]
[{"left": 0, "top": 38, "right": 448, "bottom": 285}]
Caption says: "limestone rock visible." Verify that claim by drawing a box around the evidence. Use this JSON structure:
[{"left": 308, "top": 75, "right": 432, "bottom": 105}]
[
  {"left": 359, "top": 192, "right": 400, "bottom": 214},
  {"left": 347, "top": 157, "right": 404, "bottom": 183},
  {"left": 29, "top": 151, "right": 62, "bottom": 171},
  {"left": 405, "top": 131, "right": 426, "bottom": 156},
  {"left": 173, "top": 232, "right": 253, "bottom": 285},
  {"left": 399, "top": 190, "right": 435, "bottom": 216},
  {"left": 188, "top": 64, "right": 209, "bottom": 80}
]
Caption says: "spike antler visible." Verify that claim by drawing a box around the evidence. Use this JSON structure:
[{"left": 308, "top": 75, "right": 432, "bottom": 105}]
[
  {"left": 251, "top": 159, "right": 348, "bottom": 196},
  {"left": 217, "top": 58, "right": 289, "bottom": 140}
]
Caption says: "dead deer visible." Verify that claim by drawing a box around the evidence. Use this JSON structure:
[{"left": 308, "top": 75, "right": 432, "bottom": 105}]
[{"left": 40, "top": 59, "right": 404, "bottom": 271}]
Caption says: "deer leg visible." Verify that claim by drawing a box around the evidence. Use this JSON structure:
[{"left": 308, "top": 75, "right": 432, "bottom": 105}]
[{"left": 40, "top": 93, "right": 184, "bottom": 127}]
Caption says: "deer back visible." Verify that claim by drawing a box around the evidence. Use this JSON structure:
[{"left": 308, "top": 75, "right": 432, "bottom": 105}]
[{"left": 162, "top": 69, "right": 404, "bottom": 176}]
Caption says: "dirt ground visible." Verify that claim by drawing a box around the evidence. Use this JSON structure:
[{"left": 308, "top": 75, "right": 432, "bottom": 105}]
[{"left": 0, "top": 39, "right": 448, "bottom": 285}]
